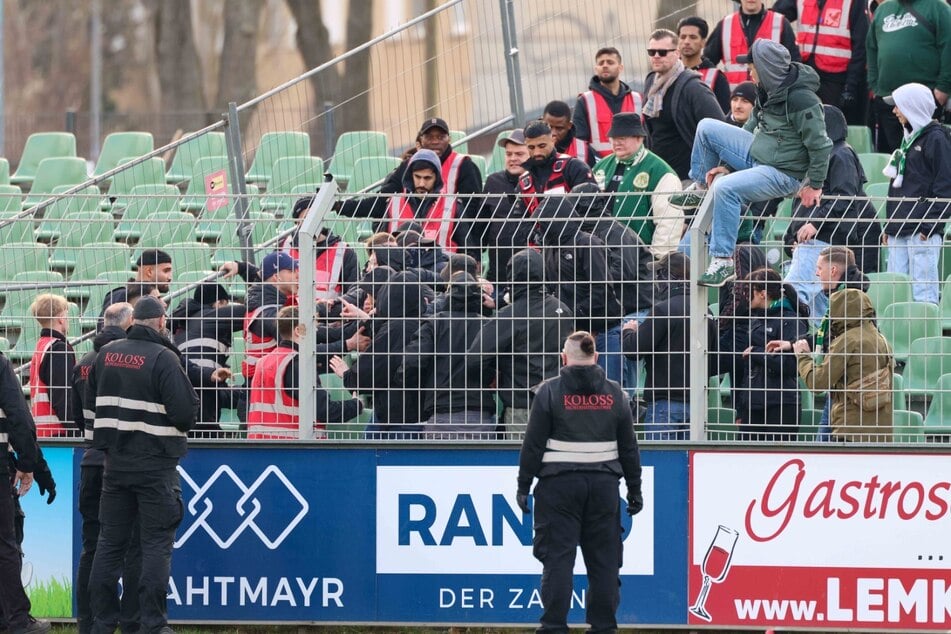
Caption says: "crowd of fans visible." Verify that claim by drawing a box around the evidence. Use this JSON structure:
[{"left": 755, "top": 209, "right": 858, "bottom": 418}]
[{"left": 16, "top": 0, "right": 951, "bottom": 444}]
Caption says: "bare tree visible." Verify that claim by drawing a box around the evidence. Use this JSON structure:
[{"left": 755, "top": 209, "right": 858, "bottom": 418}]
[
  {"left": 339, "top": 0, "right": 374, "bottom": 132},
  {"left": 217, "top": 0, "right": 265, "bottom": 132},
  {"left": 152, "top": 0, "right": 206, "bottom": 132}
]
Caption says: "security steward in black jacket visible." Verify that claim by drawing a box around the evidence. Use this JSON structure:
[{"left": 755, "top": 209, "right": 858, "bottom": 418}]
[
  {"left": 517, "top": 331, "right": 643, "bottom": 634},
  {"left": 86, "top": 296, "right": 198, "bottom": 634},
  {"left": 71, "top": 302, "right": 140, "bottom": 634},
  {"left": 0, "top": 353, "right": 53, "bottom": 634}
]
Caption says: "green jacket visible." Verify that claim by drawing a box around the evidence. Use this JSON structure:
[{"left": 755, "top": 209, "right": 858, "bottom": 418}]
[
  {"left": 867, "top": 0, "right": 951, "bottom": 96},
  {"left": 747, "top": 63, "right": 832, "bottom": 187},
  {"left": 593, "top": 147, "right": 678, "bottom": 246}
]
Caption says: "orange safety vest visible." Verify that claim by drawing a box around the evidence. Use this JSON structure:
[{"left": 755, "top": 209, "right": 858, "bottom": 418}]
[
  {"left": 518, "top": 154, "right": 571, "bottom": 215},
  {"left": 282, "top": 239, "right": 348, "bottom": 299},
  {"left": 580, "top": 91, "right": 643, "bottom": 157},
  {"left": 241, "top": 304, "right": 281, "bottom": 379},
  {"left": 721, "top": 10, "right": 783, "bottom": 89},
  {"left": 29, "top": 336, "right": 67, "bottom": 437},
  {"left": 247, "top": 345, "right": 327, "bottom": 439},
  {"left": 796, "top": 0, "right": 853, "bottom": 74}
]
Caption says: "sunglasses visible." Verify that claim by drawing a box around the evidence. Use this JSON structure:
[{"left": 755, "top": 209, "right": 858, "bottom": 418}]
[{"left": 647, "top": 48, "right": 677, "bottom": 57}]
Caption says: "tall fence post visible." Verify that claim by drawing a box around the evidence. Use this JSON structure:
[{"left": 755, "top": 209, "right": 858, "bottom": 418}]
[
  {"left": 498, "top": 0, "right": 525, "bottom": 126},
  {"left": 225, "top": 102, "right": 253, "bottom": 265},
  {"left": 322, "top": 101, "right": 336, "bottom": 160},
  {"left": 688, "top": 216, "right": 711, "bottom": 442},
  {"left": 297, "top": 177, "right": 339, "bottom": 440}
]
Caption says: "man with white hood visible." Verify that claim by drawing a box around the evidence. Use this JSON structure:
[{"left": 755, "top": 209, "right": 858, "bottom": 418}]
[{"left": 882, "top": 82, "right": 951, "bottom": 304}]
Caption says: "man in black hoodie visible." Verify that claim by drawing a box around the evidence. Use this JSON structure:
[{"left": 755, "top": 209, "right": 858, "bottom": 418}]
[
  {"left": 516, "top": 331, "right": 642, "bottom": 634},
  {"left": 480, "top": 129, "right": 532, "bottom": 284},
  {"left": 467, "top": 249, "right": 574, "bottom": 434},
  {"left": 71, "top": 302, "right": 139, "bottom": 634},
  {"left": 784, "top": 104, "right": 881, "bottom": 327}
]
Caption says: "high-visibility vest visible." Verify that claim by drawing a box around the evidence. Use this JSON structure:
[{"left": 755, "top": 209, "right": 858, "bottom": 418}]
[
  {"left": 563, "top": 138, "right": 592, "bottom": 165},
  {"left": 796, "top": 0, "right": 853, "bottom": 74},
  {"left": 247, "top": 345, "right": 299, "bottom": 439},
  {"left": 29, "top": 336, "right": 67, "bottom": 437},
  {"left": 241, "top": 304, "right": 281, "bottom": 379},
  {"left": 580, "top": 90, "right": 643, "bottom": 156},
  {"left": 698, "top": 67, "right": 723, "bottom": 92},
  {"left": 518, "top": 155, "right": 571, "bottom": 216},
  {"left": 440, "top": 150, "right": 465, "bottom": 194},
  {"left": 721, "top": 10, "right": 783, "bottom": 89},
  {"left": 387, "top": 196, "right": 458, "bottom": 252},
  {"left": 282, "top": 239, "right": 348, "bottom": 299}
]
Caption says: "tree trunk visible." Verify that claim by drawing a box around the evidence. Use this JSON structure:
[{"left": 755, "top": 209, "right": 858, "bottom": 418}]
[
  {"left": 285, "top": 0, "right": 337, "bottom": 151},
  {"left": 154, "top": 0, "right": 206, "bottom": 132},
  {"left": 654, "top": 0, "right": 697, "bottom": 31},
  {"left": 338, "top": 0, "right": 374, "bottom": 133},
  {"left": 217, "top": 0, "right": 264, "bottom": 134},
  {"left": 423, "top": 0, "right": 439, "bottom": 118}
]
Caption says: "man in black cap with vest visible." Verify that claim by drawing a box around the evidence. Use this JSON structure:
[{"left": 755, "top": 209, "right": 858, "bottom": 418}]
[
  {"left": 86, "top": 296, "right": 198, "bottom": 634},
  {"left": 517, "top": 330, "right": 642, "bottom": 634}
]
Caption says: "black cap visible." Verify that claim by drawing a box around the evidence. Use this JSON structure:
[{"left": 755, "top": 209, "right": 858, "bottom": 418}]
[
  {"left": 731, "top": 81, "right": 757, "bottom": 104},
  {"left": 292, "top": 195, "right": 314, "bottom": 219},
  {"left": 132, "top": 295, "right": 166, "bottom": 320},
  {"left": 193, "top": 283, "right": 231, "bottom": 305},
  {"left": 136, "top": 249, "right": 172, "bottom": 268},
  {"left": 648, "top": 252, "right": 690, "bottom": 280},
  {"left": 418, "top": 117, "right": 449, "bottom": 135},
  {"left": 607, "top": 112, "right": 646, "bottom": 138}
]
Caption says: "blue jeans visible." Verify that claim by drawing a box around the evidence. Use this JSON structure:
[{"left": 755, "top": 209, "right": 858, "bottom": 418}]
[
  {"left": 784, "top": 238, "right": 830, "bottom": 329},
  {"left": 817, "top": 399, "right": 831, "bottom": 442},
  {"left": 886, "top": 233, "right": 942, "bottom": 304},
  {"left": 644, "top": 400, "right": 690, "bottom": 440},
  {"left": 596, "top": 326, "right": 624, "bottom": 387},
  {"left": 689, "top": 119, "right": 802, "bottom": 258}
]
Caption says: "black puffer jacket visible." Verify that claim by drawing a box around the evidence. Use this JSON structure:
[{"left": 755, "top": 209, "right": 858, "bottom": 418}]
[
  {"left": 400, "top": 275, "right": 493, "bottom": 417},
  {"left": 466, "top": 249, "right": 574, "bottom": 409},
  {"left": 342, "top": 272, "right": 434, "bottom": 425},
  {"left": 535, "top": 197, "right": 623, "bottom": 335},
  {"left": 481, "top": 169, "right": 534, "bottom": 284}
]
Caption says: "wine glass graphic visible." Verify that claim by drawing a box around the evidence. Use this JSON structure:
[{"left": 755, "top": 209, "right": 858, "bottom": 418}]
[{"left": 689, "top": 525, "right": 739, "bottom": 622}]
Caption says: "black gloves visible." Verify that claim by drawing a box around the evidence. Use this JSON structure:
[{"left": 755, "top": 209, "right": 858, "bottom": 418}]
[
  {"left": 516, "top": 491, "right": 530, "bottom": 514},
  {"left": 841, "top": 90, "right": 856, "bottom": 110},
  {"left": 626, "top": 490, "right": 643, "bottom": 516},
  {"left": 34, "top": 468, "right": 56, "bottom": 505}
]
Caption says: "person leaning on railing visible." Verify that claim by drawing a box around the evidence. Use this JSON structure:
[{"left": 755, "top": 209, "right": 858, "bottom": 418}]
[{"left": 794, "top": 288, "right": 894, "bottom": 442}]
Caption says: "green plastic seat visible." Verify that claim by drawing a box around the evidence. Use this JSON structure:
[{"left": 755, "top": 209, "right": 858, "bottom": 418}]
[
  {"left": 34, "top": 185, "right": 101, "bottom": 242},
  {"left": 161, "top": 241, "right": 212, "bottom": 276},
  {"left": 894, "top": 409, "right": 926, "bottom": 442},
  {"left": 48, "top": 212, "right": 116, "bottom": 270},
  {"left": 65, "top": 242, "right": 132, "bottom": 300},
  {"left": 11, "top": 132, "right": 77, "bottom": 187},
  {"left": 209, "top": 211, "right": 278, "bottom": 268},
  {"left": 760, "top": 240, "right": 790, "bottom": 271},
  {"left": 245, "top": 131, "right": 311, "bottom": 185},
  {"left": 102, "top": 157, "right": 167, "bottom": 211},
  {"left": 449, "top": 130, "right": 469, "bottom": 154},
  {"left": 487, "top": 129, "right": 515, "bottom": 174},
  {"left": 880, "top": 302, "right": 940, "bottom": 362},
  {"left": 846, "top": 125, "right": 873, "bottom": 154},
  {"left": 0, "top": 271, "right": 64, "bottom": 330},
  {"left": 7, "top": 317, "right": 43, "bottom": 362},
  {"left": 903, "top": 336, "right": 951, "bottom": 396},
  {"left": 0, "top": 243, "right": 49, "bottom": 280},
  {"left": 706, "top": 407, "right": 737, "bottom": 441},
  {"left": 0, "top": 158, "right": 10, "bottom": 185},
  {"left": 113, "top": 184, "right": 181, "bottom": 242},
  {"left": 261, "top": 157, "right": 324, "bottom": 211},
  {"left": 92, "top": 132, "right": 154, "bottom": 181},
  {"left": 923, "top": 373, "right": 951, "bottom": 435},
  {"left": 180, "top": 156, "right": 231, "bottom": 212},
  {"left": 328, "top": 131, "right": 387, "bottom": 187},
  {"left": 798, "top": 409, "right": 823, "bottom": 441},
  {"left": 865, "top": 182, "right": 889, "bottom": 220},
  {"left": 166, "top": 132, "right": 228, "bottom": 185},
  {"left": 858, "top": 153, "right": 891, "bottom": 186},
  {"left": 0, "top": 212, "right": 34, "bottom": 245},
  {"left": 866, "top": 272, "right": 912, "bottom": 316},
  {"left": 0, "top": 184, "right": 21, "bottom": 213},
  {"left": 132, "top": 211, "right": 196, "bottom": 259},
  {"left": 79, "top": 270, "right": 133, "bottom": 329},
  {"left": 22, "top": 157, "right": 89, "bottom": 209},
  {"left": 893, "top": 372, "right": 907, "bottom": 412},
  {"left": 347, "top": 156, "right": 401, "bottom": 193},
  {"left": 468, "top": 155, "right": 487, "bottom": 184}
]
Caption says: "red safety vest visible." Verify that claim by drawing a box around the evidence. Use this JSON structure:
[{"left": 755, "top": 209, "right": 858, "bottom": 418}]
[
  {"left": 796, "top": 0, "right": 853, "bottom": 74},
  {"left": 563, "top": 138, "right": 592, "bottom": 165},
  {"left": 580, "top": 90, "right": 643, "bottom": 157},
  {"left": 387, "top": 152, "right": 466, "bottom": 252},
  {"left": 518, "top": 155, "right": 571, "bottom": 216},
  {"left": 247, "top": 345, "right": 327, "bottom": 439},
  {"left": 29, "top": 336, "right": 67, "bottom": 437},
  {"left": 721, "top": 10, "right": 784, "bottom": 89},
  {"left": 282, "top": 239, "right": 347, "bottom": 299},
  {"left": 698, "top": 67, "right": 722, "bottom": 92},
  {"left": 241, "top": 304, "right": 281, "bottom": 379}
]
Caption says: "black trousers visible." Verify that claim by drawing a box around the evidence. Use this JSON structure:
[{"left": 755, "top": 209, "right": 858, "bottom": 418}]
[
  {"left": 739, "top": 402, "right": 800, "bottom": 442},
  {"left": 77, "top": 465, "right": 142, "bottom": 634},
  {"left": 89, "top": 467, "right": 182, "bottom": 634},
  {"left": 532, "top": 472, "right": 622, "bottom": 633},
  {"left": 0, "top": 478, "right": 32, "bottom": 631}
]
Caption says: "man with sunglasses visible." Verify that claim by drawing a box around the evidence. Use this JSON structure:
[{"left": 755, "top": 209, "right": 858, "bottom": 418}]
[{"left": 642, "top": 28, "right": 725, "bottom": 180}]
